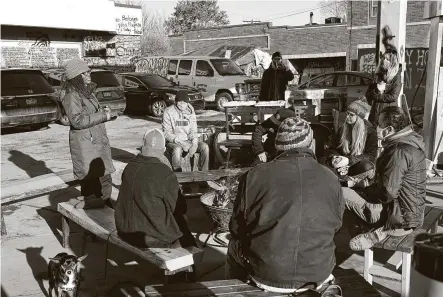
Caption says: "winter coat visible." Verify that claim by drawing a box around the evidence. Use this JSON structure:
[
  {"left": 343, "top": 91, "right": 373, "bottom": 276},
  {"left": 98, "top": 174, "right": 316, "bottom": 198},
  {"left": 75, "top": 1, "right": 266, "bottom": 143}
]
[
  {"left": 251, "top": 107, "right": 295, "bottom": 157},
  {"left": 259, "top": 66, "right": 294, "bottom": 101},
  {"left": 364, "top": 127, "right": 426, "bottom": 230},
  {"left": 162, "top": 104, "right": 197, "bottom": 143},
  {"left": 327, "top": 120, "right": 378, "bottom": 166},
  {"left": 114, "top": 154, "right": 188, "bottom": 248},
  {"left": 62, "top": 91, "right": 115, "bottom": 180},
  {"left": 229, "top": 148, "right": 344, "bottom": 289},
  {"left": 366, "top": 66, "right": 402, "bottom": 124}
]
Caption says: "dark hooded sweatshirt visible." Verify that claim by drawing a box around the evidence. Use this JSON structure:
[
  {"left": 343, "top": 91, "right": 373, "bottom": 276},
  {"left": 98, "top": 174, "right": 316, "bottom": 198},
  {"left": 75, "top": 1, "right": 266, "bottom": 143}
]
[
  {"left": 364, "top": 127, "right": 426, "bottom": 229},
  {"left": 259, "top": 66, "right": 294, "bottom": 101}
]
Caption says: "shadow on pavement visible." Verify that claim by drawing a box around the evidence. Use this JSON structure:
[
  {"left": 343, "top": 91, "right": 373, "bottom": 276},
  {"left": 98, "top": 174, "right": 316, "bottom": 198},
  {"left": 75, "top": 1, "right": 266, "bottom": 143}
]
[
  {"left": 7, "top": 150, "right": 53, "bottom": 178},
  {"left": 110, "top": 147, "right": 136, "bottom": 164},
  {"left": 16, "top": 247, "right": 49, "bottom": 297}
]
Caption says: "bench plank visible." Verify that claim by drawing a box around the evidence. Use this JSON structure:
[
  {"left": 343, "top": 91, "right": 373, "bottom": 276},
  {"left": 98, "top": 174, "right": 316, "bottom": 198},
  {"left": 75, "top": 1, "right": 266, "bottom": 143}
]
[
  {"left": 57, "top": 202, "right": 203, "bottom": 272},
  {"left": 175, "top": 168, "right": 250, "bottom": 183},
  {"left": 145, "top": 269, "right": 380, "bottom": 297}
]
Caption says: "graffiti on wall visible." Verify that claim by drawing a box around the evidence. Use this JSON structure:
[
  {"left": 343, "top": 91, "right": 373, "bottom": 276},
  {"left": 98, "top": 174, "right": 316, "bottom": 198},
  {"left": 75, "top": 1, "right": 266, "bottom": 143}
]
[
  {"left": 83, "top": 36, "right": 116, "bottom": 57},
  {"left": 133, "top": 57, "right": 169, "bottom": 76},
  {"left": 358, "top": 47, "right": 443, "bottom": 107}
]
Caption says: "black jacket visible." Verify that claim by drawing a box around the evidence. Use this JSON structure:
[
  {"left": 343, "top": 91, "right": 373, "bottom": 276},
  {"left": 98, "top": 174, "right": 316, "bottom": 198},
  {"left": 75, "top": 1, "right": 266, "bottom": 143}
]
[
  {"left": 366, "top": 66, "right": 402, "bottom": 124},
  {"left": 229, "top": 149, "right": 344, "bottom": 289},
  {"left": 259, "top": 67, "right": 294, "bottom": 101},
  {"left": 114, "top": 154, "right": 187, "bottom": 248},
  {"left": 364, "top": 127, "right": 426, "bottom": 229},
  {"left": 251, "top": 107, "right": 295, "bottom": 157},
  {"left": 327, "top": 120, "right": 378, "bottom": 166}
]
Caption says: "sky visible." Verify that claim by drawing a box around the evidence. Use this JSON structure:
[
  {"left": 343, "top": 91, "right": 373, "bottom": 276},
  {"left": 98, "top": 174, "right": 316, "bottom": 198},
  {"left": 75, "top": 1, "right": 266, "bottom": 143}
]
[{"left": 145, "top": 0, "right": 330, "bottom": 27}]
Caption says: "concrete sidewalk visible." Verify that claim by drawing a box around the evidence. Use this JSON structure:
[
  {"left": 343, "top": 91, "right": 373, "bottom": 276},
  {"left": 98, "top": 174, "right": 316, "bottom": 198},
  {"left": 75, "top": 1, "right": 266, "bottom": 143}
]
[{"left": 1, "top": 184, "right": 443, "bottom": 297}]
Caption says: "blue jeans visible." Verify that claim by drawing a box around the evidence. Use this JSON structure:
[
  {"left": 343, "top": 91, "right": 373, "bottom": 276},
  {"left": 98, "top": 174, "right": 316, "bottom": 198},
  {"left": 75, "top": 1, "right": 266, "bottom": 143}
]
[{"left": 167, "top": 142, "right": 209, "bottom": 171}]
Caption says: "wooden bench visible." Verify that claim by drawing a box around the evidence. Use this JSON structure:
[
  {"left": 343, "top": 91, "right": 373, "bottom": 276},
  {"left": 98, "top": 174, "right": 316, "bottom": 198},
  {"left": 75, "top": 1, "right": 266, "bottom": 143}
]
[
  {"left": 57, "top": 202, "right": 204, "bottom": 282},
  {"left": 145, "top": 268, "right": 381, "bottom": 297},
  {"left": 364, "top": 205, "right": 443, "bottom": 297}
]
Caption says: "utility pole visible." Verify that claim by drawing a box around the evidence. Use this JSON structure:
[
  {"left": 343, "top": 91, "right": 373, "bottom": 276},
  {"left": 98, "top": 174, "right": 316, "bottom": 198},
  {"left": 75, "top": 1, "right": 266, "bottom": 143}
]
[
  {"left": 377, "top": 0, "right": 407, "bottom": 107},
  {"left": 375, "top": 0, "right": 382, "bottom": 66},
  {"left": 422, "top": 0, "right": 443, "bottom": 168}
]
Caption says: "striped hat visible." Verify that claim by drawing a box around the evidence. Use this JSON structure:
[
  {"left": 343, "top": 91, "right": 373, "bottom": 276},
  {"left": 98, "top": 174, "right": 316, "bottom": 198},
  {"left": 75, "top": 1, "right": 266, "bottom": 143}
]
[
  {"left": 64, "top": 59, "right": 90, "bottom": 80},
  {"left": 275, "top": 117, "right": 313, "bottom": 151},
  {"left": 348, "top": 96, "right": 371, "bottom": 119}
]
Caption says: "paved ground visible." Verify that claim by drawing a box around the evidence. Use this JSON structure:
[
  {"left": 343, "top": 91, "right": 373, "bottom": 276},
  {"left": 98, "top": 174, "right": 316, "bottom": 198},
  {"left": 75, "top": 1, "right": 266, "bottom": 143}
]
[{"left": 1, "top": 113, "right": 443, "bottom": 297}]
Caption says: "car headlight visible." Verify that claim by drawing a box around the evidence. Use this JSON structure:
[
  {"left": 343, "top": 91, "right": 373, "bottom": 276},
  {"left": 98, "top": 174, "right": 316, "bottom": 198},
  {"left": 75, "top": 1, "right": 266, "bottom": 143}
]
[{"left": 165, "top": 93, "right": 176, "bottom": 101}]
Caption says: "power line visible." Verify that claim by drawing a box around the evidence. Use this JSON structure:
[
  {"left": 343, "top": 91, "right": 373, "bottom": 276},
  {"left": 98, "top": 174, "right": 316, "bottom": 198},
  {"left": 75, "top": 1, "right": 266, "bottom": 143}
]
[{"left": 264, "top": 3, "right": 337, "bottom": 22}]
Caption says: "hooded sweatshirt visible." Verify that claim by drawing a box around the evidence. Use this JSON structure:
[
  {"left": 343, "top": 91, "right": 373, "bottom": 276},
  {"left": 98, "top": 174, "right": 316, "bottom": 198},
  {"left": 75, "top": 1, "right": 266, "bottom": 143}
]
[
  {"left": 162, "top": 104, "right": 197, "bottom": 143},
  {"left": 364, "top": 127, "right": 426, "bottom": 229}
]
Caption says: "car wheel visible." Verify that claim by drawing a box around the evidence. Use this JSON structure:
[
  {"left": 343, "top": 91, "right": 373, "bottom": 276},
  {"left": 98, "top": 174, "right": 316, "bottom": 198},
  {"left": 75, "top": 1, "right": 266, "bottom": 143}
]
[
  {"left": 215, "top": 92, "right": 232, "bottom": 112},
  {"left": 150, "top": 100, "right": 167, "bottom": 118},
  {"left": 59, "top": 114, "right": 70, "bottom": 126}
]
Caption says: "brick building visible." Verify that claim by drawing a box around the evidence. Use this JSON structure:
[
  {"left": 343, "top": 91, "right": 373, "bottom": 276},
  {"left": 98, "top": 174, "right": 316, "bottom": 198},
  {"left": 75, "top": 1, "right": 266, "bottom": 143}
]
[
  {"left": 168, "top": 0, "right": 436, "bottom": 106},
  {"left": 0, "top": 0, "right": 142, "bottom": 71}
]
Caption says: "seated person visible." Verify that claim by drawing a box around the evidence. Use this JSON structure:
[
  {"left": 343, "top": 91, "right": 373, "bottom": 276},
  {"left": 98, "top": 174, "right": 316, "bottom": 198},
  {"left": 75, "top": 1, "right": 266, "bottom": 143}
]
[
  {"left": 114, "top": 128, "right": 197, "bottom": 249},
  {"left": 227, "top": 117, "right": 344, "bottom": 294},
  {"left": 325, "top": 97, "right": 377, "bottom": 184},
  {"left": 344, "top": 106, "right": 426, "bottom": 251},
  {"left": 251, "top": 107, "right": 295, "bottom": 165},
  {"left": 162, "top": 91, "right": 209, "bottom": 172}
]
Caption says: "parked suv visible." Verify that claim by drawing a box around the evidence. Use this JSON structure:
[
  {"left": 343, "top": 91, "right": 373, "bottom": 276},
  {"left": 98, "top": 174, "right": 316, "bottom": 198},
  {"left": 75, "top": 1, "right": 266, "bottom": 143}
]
[
  {"left": 118, "top": 72, "right": 205, "bottom": 117},
  {"left": 1, "top": 68, "right": 60, "bottom": 129},
  {"left": 43, "top": 68, "right": 126, "bottom": 126},
  {"left": 134, "top": 56, "right": 250, "bottom": 111}
]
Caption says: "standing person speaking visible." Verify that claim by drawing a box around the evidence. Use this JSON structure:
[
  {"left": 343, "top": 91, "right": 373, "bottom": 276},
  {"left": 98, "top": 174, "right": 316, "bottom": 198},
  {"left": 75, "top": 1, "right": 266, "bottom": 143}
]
[
  {"left": 61, "top": 59, "right": 118, "bottom": 209},
  {"left": 258, "top": 51, "right": 294, "bottom": 101}
]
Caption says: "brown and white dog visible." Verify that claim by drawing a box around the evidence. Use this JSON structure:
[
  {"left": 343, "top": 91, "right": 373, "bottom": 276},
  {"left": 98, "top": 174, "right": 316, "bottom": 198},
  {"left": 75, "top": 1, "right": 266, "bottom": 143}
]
[{"left": 48, "top": 253, "right": 87, "bottom": 297}]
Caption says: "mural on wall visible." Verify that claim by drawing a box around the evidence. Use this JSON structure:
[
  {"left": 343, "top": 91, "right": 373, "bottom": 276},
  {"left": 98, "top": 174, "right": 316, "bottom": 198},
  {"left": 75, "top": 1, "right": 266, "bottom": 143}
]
[
  {"left": 133, "top": 57, "right": 169, "bottom": 76},
  {"left": 1, "top": 34, "right": 81, "bottom": 69},
  {"left": 83, "top": 36, "right": 116, "bottom": 57},
  {"left": 358, "top": 47, "right": 443, "bottom": 107}
]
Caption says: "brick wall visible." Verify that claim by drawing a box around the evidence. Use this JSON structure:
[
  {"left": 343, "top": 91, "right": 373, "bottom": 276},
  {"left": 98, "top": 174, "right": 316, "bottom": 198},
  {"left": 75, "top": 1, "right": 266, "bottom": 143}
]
[
  {"left": 169, "top": 36, "right": 184, "bottom": 55},
  {"left": 185, "top": 35, "right": 269, "bottom": 53},
  {"left": 407, "top": 1, "right": 426, "bottom": 23},
  {"left": 347, "top": 1, "right": 370, "bottom": 27}
]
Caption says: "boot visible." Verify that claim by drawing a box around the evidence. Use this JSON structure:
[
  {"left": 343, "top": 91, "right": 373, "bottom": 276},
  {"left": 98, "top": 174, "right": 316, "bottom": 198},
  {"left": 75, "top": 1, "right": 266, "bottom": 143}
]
[{"left": 69, "top": 197, "right": 105, "bottom": 209}]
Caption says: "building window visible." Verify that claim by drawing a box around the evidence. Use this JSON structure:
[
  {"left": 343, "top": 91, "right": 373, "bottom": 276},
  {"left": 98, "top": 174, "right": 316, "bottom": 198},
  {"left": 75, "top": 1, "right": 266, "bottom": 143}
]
[{"left": 371, "top": 0, "right": 378, "bottom": 17}]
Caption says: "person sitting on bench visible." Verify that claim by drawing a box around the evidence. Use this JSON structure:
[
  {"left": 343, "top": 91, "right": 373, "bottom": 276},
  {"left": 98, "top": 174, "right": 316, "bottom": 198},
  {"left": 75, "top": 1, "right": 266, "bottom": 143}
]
[
  {"left": 251, "top": 107, "right": 295, "bottom": 165},
  {"left": 323, "top": 97, "right": 378, "bottom": 184},
  {"left": 114, "top": 128, "right": 197, "bottom": 250},
  {"left": 227, "top": 117, "right": 344, "bottom": 294},
  {"left": 162, "top": 91, "right": 209, "bottom": 172},
  {"left": 343, "top": 106, "right": 426, "bottom": 251}
]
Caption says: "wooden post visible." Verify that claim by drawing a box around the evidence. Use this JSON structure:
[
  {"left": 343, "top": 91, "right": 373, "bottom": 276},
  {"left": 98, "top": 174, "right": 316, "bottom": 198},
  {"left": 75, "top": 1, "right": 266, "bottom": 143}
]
[
  {"left": 1, "top": 210, "right": 7, "bottom": 236},
  {"left": 62, "top": 216, "right": 70, "bottom": 248},
  {"left": 423, "top": 1, "right": 443, "bottom": 162}
]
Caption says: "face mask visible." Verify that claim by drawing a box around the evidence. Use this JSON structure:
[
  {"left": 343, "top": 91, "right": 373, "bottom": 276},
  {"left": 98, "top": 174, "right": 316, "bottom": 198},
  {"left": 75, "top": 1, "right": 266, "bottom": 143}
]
[{"left": 377, "top": 126, "right": 391, "bottom": 140}]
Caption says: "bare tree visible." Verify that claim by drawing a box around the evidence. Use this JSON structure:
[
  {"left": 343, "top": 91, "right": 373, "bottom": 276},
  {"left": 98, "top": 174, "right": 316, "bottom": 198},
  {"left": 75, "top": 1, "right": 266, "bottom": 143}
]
[
  {"left": 320, "top": 0, "right": 348, "bottom": 22},
  {"left": 140, "top": 4, "right": 171, "bottom": 56}
]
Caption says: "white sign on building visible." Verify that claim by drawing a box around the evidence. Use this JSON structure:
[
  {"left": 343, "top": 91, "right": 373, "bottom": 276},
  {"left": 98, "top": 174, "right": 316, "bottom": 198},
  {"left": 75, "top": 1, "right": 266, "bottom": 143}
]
[{"left": 115, "top": 6, "right": 143, "bottom": 36}]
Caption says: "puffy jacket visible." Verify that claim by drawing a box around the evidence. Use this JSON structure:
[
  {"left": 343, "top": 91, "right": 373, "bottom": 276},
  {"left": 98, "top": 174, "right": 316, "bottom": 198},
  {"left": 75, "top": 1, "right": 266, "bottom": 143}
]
[
  {"left": 366, "top": 66, "right": 402, "bottom": 124},
  {"left": 162, "top": 104, "right": 197, "bottom": 143},
  {"left": 229, "top": 149, "right": 344, "bottom": 289},
  {"left": 259, "top": 67, "right": 294, "bottom": 101},
  {"left": 114, "top": 154, "right": 187, "bottom": 248},
  {"left": 62, "top": 91, "right": 115, "bottom": 180},
  {"left": 327, "top": 120, "right": 378, "bottom": 166},
  {"left": 365, "top": 127, "right": 426, "bottom": 229}
]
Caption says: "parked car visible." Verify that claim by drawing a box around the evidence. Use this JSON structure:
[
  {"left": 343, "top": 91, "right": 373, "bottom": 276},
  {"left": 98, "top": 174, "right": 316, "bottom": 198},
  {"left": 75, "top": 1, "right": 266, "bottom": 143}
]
[
  {"left": 43, "top": 68, "right": 126, "bottom": 126},
  {"left": 117, "top": 72, "right": 205, "bottom": 118},
  {"left": 1, "top": 68, "right": 60, "bottom": 129},
  {"left": 134, "top": 56, "right": 250, "bottom": 111}
]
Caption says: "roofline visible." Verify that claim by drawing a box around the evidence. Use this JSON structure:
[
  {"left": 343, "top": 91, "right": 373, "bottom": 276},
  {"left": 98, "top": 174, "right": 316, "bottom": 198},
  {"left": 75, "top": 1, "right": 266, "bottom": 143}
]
[{"left": 136, "top": 55, "right": 233, "bottom": 59}]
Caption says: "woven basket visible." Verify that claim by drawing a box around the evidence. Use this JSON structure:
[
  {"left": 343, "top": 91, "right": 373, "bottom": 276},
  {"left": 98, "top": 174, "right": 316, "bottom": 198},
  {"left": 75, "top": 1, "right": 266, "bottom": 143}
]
[{"left": 200, "top": 191, "right": 233, "bottom": 232}]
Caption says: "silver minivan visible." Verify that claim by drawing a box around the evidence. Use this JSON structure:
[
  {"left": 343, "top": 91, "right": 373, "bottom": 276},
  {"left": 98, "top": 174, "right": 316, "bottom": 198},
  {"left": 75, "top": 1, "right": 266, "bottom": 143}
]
[{"left": 134, "top": 55, "right": 250, "bottom": 111}]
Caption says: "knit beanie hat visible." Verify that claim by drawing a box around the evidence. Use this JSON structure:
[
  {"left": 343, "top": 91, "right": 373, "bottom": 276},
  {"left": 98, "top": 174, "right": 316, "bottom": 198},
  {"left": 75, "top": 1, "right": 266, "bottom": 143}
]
[
  {"left": 348, "top": 96, "right": 371, "bottom": 119},
  {"left": 64, "top": 59, "right": 90, "bottom": 80},
  {"left": 272, "top": 51, "right": 282, "bottom": 59},
  {"left": 142, "top": 128, "right": 165, "bottom": 157},
  {"left": 275, "top": 117, "right": 313, "bottom": 151},
  {"left": 175, "top": 90, "right": 190, "bottom": 103}
]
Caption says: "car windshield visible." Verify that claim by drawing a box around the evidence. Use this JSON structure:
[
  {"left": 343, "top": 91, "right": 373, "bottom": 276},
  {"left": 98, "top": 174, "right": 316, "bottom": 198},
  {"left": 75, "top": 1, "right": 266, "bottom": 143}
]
[
  {"left": 1, "top": 70, "right": 54, "bottom": 96},
  {"left": 210, "top": 59, "right": 244, "bottom": 76},
  {"left": 91, "top": 71, "right": 121, "bottom": 88},
  {"left": 138, "top": 75, "right": 175, "bottom": 88}
]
